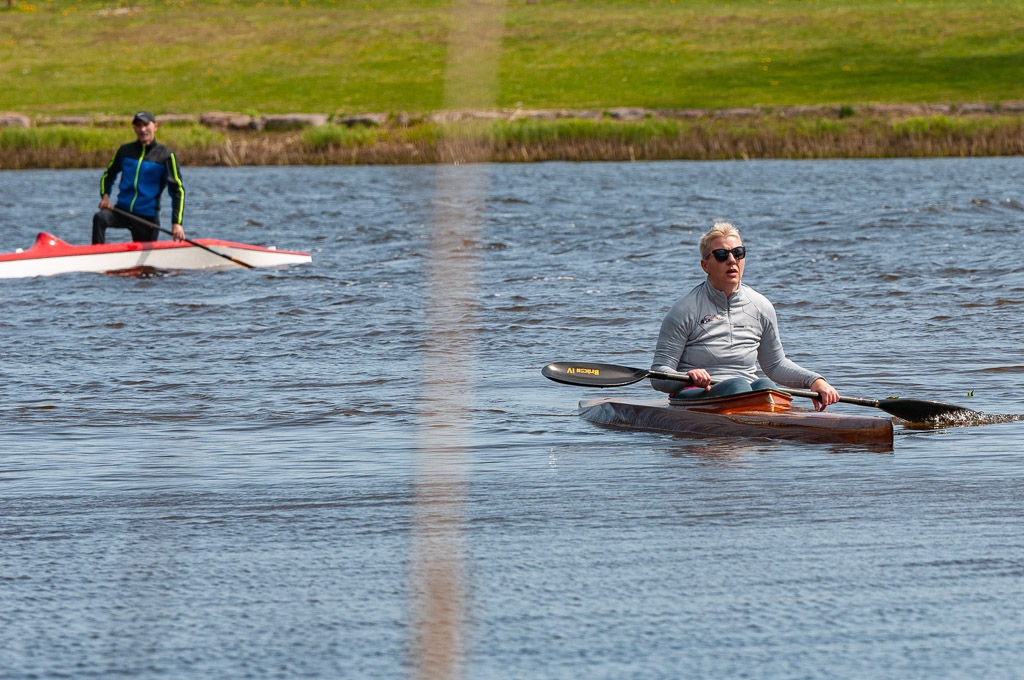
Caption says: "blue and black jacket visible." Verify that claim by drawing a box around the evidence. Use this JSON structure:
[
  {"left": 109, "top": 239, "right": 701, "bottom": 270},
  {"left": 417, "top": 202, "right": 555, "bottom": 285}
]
[{"left": 100, "top": 140, "right": 185, "bottom": 224}]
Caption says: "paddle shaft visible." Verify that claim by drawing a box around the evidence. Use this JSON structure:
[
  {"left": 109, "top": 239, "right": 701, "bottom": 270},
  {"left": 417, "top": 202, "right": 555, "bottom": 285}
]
[
  {"left": 651, "top": 370, "right": 973, "bottom": 420},
  {"left": 112, "top": 207, "right": 255, "bottom": 269}
]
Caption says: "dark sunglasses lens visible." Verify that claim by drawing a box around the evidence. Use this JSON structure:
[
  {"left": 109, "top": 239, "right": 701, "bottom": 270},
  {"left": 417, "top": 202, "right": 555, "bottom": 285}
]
[{"left": 711, "top": 247, "right": 746, "bottom": 262}]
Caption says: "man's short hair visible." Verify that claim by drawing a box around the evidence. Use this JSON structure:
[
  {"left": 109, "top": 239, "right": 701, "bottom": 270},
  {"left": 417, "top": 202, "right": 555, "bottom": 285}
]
[{"left": 698, "top": 222, "right": 742, "bottom": 259}]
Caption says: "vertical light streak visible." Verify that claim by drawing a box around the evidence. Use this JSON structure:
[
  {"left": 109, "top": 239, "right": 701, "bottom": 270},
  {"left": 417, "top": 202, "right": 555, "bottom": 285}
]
[{"left": 412, "top": 2, "right": 506, "bottom": 680}]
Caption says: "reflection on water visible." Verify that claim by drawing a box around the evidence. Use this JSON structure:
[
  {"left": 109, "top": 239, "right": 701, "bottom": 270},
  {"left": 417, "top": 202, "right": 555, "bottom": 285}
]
[
  {"left": 105, "top": 265, "right": 168, "bottom": 278},
  {"left": 2, "top": 159, "right": 1024, "bottom": 678}
]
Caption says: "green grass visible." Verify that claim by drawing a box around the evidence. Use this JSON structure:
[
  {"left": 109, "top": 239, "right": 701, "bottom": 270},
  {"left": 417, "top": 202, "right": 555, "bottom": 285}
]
[
  {"left": 0, "top": 123, "right": 224, "bottom": 151},
  {"left": 890, "top": 113, "right": 1016, "bottom": 137},
  {"left": 2, "top": 0, "right": 1022, "bottom": 117},
  {"left": 3, "top": 113, "right": 1022, "bottom": 168},
  {"left": 299, "top": 113, "right": 1024, "bottom": 152},
  {"left": 0, "top": 125, "right": 122, "bottom": 151},
  {"left": 302, "top": 119, "right": 462, "bottom": 149},
  {"left": 487, "top": 117, "right": 688, "bottom": 144}
]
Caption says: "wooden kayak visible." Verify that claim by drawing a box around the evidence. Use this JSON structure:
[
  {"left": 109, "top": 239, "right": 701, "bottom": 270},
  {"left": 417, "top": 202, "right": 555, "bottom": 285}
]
[
  {"left": 0, "top": 232, "right": 311, "bottom": 278},
  {"left": 579, "top": 389, "right": 894, "bottom": 448}
]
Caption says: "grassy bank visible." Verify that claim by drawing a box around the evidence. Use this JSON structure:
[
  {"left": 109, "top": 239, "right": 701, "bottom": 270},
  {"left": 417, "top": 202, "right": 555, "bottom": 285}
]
[
  {"left": 0, "top": 123, "right": 228, "bottom": 168},
  {"left": 4, "top": 111, "right": 1022, "bottom": 169},
  {"left": 4, "top": 0, "right": 1022, "bottom": 166},
  {"left": 3, "top": 0, "right": 1023, "bottom": 117},
  {"left": 297, "top": 113, "right": 1024, "bottom": 163}
]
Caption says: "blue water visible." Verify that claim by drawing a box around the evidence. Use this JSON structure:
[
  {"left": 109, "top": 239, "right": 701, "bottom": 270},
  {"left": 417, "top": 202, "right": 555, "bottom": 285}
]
[{"left": 2, "top": 158, "right": 1024, "bottom": 678}]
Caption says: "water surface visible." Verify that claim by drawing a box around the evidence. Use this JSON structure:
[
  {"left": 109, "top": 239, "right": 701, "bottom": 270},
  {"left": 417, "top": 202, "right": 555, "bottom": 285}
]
[{"left": 2, "top": 159, "right": 1024, "bottom": 678}]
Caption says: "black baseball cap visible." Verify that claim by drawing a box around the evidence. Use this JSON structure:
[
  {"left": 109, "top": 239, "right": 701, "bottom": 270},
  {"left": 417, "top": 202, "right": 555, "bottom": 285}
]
[{"left": 132, "top": 111, "right": 156, "bottom": 124}]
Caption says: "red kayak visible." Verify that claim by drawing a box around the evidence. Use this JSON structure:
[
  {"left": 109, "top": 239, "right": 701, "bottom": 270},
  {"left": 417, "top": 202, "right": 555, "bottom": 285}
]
[{"left": 0, "top": 232, "right": 311, "bottom": 278}]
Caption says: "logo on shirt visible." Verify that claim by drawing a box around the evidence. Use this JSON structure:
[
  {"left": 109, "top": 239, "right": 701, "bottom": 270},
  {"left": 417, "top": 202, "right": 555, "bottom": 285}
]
[{"left": 699, "top": 314, "right": 719, "bottom": 325}]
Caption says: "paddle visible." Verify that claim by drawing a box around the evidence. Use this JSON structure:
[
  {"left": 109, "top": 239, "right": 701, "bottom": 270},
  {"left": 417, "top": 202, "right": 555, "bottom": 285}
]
[
  {"left": 111, "top": 207, "right": 255, "bottom": 269},
  {"left": 541, "top": 361, "right": 979, "bottom": 423}
]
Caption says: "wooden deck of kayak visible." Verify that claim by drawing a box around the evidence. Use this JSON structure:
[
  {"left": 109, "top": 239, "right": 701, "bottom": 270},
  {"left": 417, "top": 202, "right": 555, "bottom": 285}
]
[{"left": 579, "top": 389, "right": 894, "bottom": 448}]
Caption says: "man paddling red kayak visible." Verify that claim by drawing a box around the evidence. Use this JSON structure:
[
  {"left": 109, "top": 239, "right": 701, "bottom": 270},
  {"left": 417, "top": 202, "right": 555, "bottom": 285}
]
[{"left": 650, "top": 222, "right": 840, "bottom": 411}]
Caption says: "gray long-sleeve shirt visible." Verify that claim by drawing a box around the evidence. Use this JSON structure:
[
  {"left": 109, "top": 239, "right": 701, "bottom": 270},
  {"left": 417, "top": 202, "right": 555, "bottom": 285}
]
[{"left": 650, "top": 280, "right": 822, "bottom": 394}]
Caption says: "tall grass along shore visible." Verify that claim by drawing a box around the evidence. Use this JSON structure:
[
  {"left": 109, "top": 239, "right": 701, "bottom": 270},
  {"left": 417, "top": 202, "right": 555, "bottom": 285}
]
[
  {"left": 2, "top": 105, "right": 1023, "bottom": 169},
  {"left": 2, "top": 0, "right": 1023, "bottom": 167}
]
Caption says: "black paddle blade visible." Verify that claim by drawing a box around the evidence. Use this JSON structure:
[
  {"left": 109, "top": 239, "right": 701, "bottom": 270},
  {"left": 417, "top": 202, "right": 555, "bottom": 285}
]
[
  {"left": 541, "top": 362, "right": 650, "bottom": 387},
  {"left": 874, "top": 398, "right": 980, "bottom": 423}
]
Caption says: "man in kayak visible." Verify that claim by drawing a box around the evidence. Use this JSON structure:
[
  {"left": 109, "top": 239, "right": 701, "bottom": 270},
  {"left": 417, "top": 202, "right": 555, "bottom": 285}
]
[
  {"left": 92, "top": 111, "right": 186, "bottom": 244},
  {"left": 650, "top": 222, "right": 840, "bottom": 411}
]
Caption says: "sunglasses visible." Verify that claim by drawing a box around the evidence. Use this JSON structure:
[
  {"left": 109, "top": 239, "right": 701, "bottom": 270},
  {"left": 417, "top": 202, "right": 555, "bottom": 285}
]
[{"left": 705, "top": 246, "right": 746, "bottom": 262}]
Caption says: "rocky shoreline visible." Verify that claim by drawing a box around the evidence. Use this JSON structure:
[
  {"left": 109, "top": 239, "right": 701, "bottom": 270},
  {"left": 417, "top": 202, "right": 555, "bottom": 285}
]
[{"left": 4, "top": 101, "right": 1024, "bottom": 131}]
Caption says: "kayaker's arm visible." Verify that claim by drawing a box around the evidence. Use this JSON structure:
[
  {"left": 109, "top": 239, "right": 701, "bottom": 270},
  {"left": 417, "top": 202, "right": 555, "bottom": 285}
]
[
  {"left": 650, "top": 288, "right": 703, "bottom": 394},
  {"left": 165, "top": 150, "right": 186, "bottom": 242},
  {"left": 98, "top": 148, "right": 122, "bottom": 207}
]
